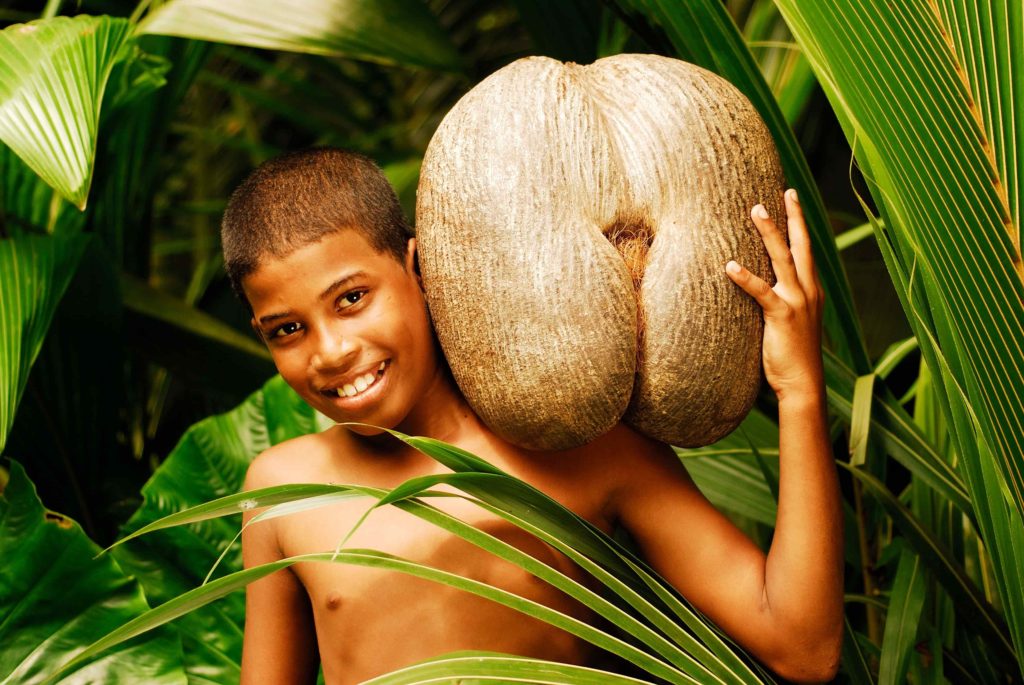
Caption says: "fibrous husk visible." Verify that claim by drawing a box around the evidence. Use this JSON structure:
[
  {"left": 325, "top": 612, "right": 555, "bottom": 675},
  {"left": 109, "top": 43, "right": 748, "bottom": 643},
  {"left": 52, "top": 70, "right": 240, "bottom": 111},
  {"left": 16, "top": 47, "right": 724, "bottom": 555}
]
[{"left": 417, "top": 54, "right": 784, "bottom": 450}]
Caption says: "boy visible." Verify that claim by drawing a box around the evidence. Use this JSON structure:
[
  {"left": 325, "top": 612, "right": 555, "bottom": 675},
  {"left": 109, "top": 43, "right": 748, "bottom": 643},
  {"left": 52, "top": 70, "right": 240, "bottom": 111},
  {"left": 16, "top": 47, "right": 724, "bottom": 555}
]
[{"left": 222, "top": 148, "right": 843, "bottom": 684}]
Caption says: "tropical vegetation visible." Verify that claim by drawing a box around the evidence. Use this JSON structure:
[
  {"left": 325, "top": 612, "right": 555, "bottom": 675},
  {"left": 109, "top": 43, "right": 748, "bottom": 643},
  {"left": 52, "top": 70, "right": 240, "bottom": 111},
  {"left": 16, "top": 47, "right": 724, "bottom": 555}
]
[{"left": 0, "top": 0, "right": 1021, "bottom": 683}]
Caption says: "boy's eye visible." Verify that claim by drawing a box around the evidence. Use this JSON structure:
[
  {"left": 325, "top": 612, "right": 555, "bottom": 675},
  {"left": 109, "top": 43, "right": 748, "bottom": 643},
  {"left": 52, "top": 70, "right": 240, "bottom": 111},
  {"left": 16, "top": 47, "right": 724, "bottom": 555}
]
[
  {"left": 271, "top": 322, "right": 302, "bottom": 338},
  {"left": 338, "top": 290, "right": 367, "bottom": 309}
]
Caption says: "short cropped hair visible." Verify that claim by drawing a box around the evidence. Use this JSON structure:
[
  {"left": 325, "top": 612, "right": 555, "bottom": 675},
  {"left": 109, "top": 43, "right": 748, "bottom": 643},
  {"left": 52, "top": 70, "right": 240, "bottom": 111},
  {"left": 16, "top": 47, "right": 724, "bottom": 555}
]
[{"left": 221, "top": 147, "right": 412, "bottom": 306}]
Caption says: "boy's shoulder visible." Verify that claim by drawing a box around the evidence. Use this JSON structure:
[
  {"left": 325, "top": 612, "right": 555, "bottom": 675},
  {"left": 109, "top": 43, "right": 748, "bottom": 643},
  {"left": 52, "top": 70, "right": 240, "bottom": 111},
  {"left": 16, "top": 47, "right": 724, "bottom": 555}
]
[
  {"left": 243, "top": 425, "right": 351, "bottom": 491},
  {"left": 240, "top": 419, "right": 684, "bottom": 511},
  {"left": 572, "top": 422, "right": 679, "bottom": 475}
]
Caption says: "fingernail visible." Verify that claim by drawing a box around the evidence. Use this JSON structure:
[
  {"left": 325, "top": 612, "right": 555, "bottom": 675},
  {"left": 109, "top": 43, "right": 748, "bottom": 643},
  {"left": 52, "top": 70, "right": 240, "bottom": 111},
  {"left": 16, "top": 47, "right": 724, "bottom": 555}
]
[
  {"left": 726, "top": 261, "right": 742, "bottom": 274},
  {"left": 788, "top": 188, "right": 798, "bottom": 202},
  {"left": 754, "top": 205, "right": 769, "bottom": 219}
]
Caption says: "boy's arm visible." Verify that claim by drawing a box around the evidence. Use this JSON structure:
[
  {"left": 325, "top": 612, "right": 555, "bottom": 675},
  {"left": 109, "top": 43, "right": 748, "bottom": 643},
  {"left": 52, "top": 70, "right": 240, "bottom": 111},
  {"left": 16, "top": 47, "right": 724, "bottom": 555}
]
[
  {"left": 612, "top": 189, "right": 843, "bottom": 682},
  {"left": 240, "top": 454, "right": 320, "bottom": 685}
]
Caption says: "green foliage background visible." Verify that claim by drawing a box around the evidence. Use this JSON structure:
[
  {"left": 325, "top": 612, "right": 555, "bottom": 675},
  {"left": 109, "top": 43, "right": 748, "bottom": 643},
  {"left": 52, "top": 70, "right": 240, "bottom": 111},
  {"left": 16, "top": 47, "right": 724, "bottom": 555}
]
[{"left": 0, "top": 0, "right": 1021, "bottom": 682}]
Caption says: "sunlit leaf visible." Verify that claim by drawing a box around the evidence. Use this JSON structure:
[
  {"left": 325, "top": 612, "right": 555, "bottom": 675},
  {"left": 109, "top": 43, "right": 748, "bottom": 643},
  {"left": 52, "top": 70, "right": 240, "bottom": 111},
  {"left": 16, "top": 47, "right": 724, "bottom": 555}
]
[
  {"left": 0, "top": 16, "right": 133, "bottom": 208},
  {"left": 774, "top": 1, "right": 1024, "bottom": 664},
  {"left": 877, "top": 548, "right": 926, "bottom": 684},
  {"left": 138, "top": 0, "right": 463, "bottom": 73}
]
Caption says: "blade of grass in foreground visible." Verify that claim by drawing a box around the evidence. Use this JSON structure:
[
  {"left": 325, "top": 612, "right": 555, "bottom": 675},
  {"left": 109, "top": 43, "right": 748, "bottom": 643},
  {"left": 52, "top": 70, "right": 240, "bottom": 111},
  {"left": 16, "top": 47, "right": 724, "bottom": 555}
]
[
  {"left": 113, "top": 474, "right": 737, "bottom": 682},
  {"left": 93, "top": 429, "right": 767, "bottom": 684},
  {"left": 47, "top": 550, "right": 695, "bottom": 685},
  {"left": 362, "top": 652, "right": 656, "bottom": 684},
  {"left": 381, "top": 474, "right": 750, "bottom": 683}
]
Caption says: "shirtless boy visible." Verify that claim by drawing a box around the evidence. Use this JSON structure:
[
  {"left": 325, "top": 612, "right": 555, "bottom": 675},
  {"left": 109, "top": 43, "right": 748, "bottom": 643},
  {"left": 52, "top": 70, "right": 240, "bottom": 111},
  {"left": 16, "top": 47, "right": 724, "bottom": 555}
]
[{"left": 222, "top": 148, "right": 844, "bottom": 684}]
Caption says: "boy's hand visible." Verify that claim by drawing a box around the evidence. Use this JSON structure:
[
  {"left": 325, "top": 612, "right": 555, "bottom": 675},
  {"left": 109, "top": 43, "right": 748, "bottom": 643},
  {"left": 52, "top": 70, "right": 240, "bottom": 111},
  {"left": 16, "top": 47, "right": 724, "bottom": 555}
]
[{"left": 726, "top": 188, "right": 825, "bottom": 403}]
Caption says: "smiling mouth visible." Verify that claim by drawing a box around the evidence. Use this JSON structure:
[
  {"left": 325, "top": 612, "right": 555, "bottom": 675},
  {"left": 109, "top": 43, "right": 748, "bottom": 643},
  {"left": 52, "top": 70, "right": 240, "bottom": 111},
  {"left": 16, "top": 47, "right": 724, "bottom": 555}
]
[{"left": 322, "top": 361, "right": 387, "bottom": 399}]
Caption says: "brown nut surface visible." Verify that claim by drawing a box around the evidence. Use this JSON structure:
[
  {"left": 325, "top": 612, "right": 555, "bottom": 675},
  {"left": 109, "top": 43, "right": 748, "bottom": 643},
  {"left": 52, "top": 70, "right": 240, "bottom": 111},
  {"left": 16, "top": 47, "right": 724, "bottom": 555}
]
[{"left": 417, "top": 54, "right": 783, "bottom": 450}]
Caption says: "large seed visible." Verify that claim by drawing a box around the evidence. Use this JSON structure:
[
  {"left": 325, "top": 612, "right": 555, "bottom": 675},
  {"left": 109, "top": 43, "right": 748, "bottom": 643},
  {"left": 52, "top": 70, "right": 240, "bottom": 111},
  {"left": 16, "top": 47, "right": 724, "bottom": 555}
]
[{"left": 417, "top": 54, "right": 783, "bottom": 450}]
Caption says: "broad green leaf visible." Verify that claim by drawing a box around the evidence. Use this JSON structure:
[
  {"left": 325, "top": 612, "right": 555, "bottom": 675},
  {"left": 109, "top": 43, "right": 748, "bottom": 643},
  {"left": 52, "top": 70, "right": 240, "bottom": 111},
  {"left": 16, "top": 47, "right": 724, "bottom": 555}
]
[
  {"left": 0, "top": 460, "right": 185, "bottom": 685},
  {"left": 0, "top": 233, "right": 88, "bottom": 453},
  {"left": 0, "top": 16, "right": 133, "bottom": 208},
  {"left": 138, "top": 0, "right": 463, "bottom": 73},
  {"left": 877, "top": 549, "right": 926, "bottom": 684},
  {"left": 110, "top": 375, "right": 322, "bottom": 683},
  {"left": 823, "top": 350, "right": 972, "bottom": 518},
  {"left": 774, "top": 0, "right": 1024, "bottom": 532},
  {"left": 741, "top": 0, "right": 816, "bottom": 126},
  {"left": 0, "top": 145, "right": 85, "bottom": 236},
  {"left": 848, "top": 373, "right": 875, "bottom": 467},
  {"left": 840, "top": 620, "right": 874, "bottom": 685},
  {"left": 839, "top": 462, "right": 1014, "bottom": 663}
]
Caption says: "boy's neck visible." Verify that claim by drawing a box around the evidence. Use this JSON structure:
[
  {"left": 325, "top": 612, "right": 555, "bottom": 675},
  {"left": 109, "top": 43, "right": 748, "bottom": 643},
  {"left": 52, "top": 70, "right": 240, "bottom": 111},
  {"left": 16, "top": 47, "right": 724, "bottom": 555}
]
[{"left": 398, "top": 362, "right": 484, "bottom": 443}]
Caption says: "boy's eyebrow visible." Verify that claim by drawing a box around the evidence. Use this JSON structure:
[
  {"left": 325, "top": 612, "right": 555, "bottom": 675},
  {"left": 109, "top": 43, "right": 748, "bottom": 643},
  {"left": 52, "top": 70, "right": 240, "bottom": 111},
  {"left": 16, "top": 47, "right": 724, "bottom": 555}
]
[{"left": 256, "top": 271, "right": 369, "bottom": 327}]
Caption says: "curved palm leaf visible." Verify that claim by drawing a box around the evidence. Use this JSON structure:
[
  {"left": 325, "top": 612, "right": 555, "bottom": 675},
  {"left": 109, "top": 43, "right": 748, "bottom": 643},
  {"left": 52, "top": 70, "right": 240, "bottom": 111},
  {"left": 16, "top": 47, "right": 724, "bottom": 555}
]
[
  {"left": 0, "top": 15, "right": 132, "bottom": 209},
  {"left": 138, "top": 0, "right": 463, "bottom": 73},
  {"left": 772, "top": 0, "right": 1024, "bottom": 665},
  {"left": 75, "top": 380, "right": 770, "bottom": 684}
]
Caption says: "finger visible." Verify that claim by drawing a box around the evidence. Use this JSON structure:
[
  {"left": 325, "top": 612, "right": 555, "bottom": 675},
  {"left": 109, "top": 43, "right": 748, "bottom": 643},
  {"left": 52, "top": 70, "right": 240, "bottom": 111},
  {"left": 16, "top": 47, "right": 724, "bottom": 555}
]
[
  {"left": 751, "top": 203, "right": 798, "bottom": 288},
  {"left": 726, "top": 260, "right": 787, "bottom": 314},
  {"left": 784, "top": 189, "right": 823, "bottom": 295}
]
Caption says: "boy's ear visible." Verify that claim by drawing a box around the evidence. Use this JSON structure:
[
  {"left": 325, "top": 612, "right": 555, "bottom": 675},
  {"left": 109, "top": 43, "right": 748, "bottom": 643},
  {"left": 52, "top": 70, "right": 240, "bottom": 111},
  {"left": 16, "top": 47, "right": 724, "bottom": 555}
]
[{"left": 405, "top": 237, "right": 423, "bottom": 290}]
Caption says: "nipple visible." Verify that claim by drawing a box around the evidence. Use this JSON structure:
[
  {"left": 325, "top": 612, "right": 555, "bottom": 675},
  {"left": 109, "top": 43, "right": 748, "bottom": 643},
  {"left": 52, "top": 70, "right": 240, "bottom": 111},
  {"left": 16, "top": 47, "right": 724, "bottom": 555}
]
[{"left": 325, "top": 592, "right": 344, "bottom": 611}]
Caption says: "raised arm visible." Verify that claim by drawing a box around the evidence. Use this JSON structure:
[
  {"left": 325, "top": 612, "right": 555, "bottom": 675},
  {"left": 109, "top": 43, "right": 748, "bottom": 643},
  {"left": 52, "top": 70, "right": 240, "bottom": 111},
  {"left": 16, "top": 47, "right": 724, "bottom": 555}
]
[
  {"left": 240, "top": 453, "right": 320, "bottom": 685},
  {"left": 612, "top": 189, "right": 843, "bottom": 682}
]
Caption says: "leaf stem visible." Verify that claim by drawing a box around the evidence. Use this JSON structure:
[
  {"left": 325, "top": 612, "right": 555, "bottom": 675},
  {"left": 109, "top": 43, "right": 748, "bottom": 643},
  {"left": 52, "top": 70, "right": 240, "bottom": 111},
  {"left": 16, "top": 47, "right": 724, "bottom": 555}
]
[
  {"left": 41, "top": 0, "right": 62, "bottom": 20},
  {"left": 853, "top": 476, "right": 882, "bottom": 645}
]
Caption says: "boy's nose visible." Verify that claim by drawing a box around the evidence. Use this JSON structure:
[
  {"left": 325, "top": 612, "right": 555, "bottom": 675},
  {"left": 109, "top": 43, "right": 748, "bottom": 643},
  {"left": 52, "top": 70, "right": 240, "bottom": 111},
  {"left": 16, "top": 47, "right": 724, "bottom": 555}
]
[{"left": 310, "top": 327, "right": 358, "bottom": 371}]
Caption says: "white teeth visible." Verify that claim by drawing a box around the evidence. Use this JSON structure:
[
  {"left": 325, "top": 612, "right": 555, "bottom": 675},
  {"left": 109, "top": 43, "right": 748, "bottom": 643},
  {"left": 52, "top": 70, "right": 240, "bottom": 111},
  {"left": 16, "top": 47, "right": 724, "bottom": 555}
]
[
  {"left": 378, "top": 362, "right": 386, "bottom": 372},
  {"left": 333, "top": 366, "right": 384, "bottom": 399}
]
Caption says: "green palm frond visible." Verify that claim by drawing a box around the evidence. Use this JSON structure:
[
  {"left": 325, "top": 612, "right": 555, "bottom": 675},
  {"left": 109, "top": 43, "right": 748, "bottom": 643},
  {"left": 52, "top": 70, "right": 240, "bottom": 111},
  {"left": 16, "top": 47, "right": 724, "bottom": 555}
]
[{"left": 0, "top": 16, "right": 132, "bottom": 209}]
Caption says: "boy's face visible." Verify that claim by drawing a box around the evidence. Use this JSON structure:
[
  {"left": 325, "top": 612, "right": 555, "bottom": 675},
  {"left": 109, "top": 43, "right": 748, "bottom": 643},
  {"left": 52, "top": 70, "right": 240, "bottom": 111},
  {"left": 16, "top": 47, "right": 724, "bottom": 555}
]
[{"left": 243, "top": 229, "right": 437, "bottom": 433}]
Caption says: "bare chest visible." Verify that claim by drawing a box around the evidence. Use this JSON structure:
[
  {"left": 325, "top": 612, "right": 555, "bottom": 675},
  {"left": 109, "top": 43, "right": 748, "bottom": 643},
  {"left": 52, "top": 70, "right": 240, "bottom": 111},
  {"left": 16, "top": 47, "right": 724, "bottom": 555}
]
[{"left": 275, "top": 487, "right": 603, "bottom": 682}]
